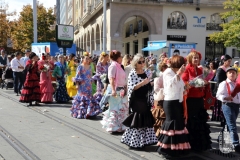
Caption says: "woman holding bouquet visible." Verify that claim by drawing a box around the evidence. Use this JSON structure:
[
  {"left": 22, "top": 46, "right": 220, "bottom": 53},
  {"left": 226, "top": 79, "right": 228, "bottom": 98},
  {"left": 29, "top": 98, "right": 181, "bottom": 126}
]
[
  {"left": 66, "top": 53, "right": 77, "bottom": 98},
  {"left": 182, "top": 50, "right": 212, "bottom": 151},
  {"left": 38, "top": 53, "right": 54, "bottom": 103},
  {"left": 100, "top": 50, "right": 128, "bottom": 132},
  {"left": 70, "top": 52, "right": 102, "bottom": 119},
  {"left": 96, "top": 52, "right": 110, "bottom": 93},
  {"left": 52, "top": 55, "right": 70, "bottom": 103},
  {"left": 19, "top": 52, "right": 41, "bottom": 106}
]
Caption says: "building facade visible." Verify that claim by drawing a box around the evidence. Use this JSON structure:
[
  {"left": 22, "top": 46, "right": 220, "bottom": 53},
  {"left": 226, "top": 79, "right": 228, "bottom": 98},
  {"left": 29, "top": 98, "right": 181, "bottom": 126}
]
[
  {"left": 56, "top": 0, "right": 60, "bottom": 24},
  {"left": 59, "top": 0, "right": 67, "bottom": 24},
  {"left": 73, "top": 0, "right": 235, "bottom": 62}
]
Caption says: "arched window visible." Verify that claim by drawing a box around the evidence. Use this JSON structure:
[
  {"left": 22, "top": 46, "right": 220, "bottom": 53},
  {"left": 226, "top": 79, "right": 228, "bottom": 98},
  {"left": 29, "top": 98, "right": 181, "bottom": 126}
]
[
  {"left": 167, "top": 11, "right": 187, "bottom": 30},
  {"left": 206, "top": 13, "right": 227, "bottom": 31}
]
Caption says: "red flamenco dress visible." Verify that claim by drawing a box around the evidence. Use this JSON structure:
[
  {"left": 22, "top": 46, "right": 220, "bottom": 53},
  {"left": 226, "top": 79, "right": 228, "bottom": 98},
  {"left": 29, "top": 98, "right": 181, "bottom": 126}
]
[{"left": 19, "top": 60, "right": 41, "bottom": 105}]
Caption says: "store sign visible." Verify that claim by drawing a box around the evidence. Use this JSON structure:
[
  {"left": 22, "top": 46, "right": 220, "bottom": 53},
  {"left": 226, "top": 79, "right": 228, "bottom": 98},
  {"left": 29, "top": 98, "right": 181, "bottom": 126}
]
[
  {"left": 57, "top": 25, "right": 74, "bottom": 40},
  {"left": 148, "top": 41, "right": 166, "bottom": 48},
  {"left": 167, "top": 35, "right": 186, "bottom": 42},
  {"left": 169, "top": 43, "right": 196, "bottom": 57},
  {"left": 193, "top": 16, "right": 206, "bottom": 28},
  {"left": 56, "top": 24, "right": 74, "bottom": 49}
]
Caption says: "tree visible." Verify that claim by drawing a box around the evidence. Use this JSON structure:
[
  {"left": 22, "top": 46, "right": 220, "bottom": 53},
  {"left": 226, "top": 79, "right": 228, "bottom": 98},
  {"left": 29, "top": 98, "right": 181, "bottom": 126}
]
[
  {"left": 0, "top": 2, "right": 16, "bottom": 49},
  {"left": 209, "top": 0, "right": 240, "bottom": 48},
  {"left": 11, "top": 3, "right": 56, "bottom": 51}
]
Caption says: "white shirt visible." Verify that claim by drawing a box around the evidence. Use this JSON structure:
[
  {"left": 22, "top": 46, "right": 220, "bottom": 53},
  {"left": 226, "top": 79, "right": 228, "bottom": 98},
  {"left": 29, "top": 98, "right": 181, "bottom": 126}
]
[
  {"left": 163, "top": 68, "right": 185, "bottom": 102},
  {"left": 11, "top": 57, "right": 25, "bottom": 72},
  {"left": 216, "top": 78, "right": 240, "bottom": 104},
  {"left": 21, "top": 56, "right": 30, "bottom": 66}
]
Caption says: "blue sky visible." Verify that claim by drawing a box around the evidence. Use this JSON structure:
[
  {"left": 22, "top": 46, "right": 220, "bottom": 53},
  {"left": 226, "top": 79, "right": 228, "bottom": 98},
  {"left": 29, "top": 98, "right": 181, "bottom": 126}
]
[{"left": 7, "top": 0, "right": 56, "bottom": 20}]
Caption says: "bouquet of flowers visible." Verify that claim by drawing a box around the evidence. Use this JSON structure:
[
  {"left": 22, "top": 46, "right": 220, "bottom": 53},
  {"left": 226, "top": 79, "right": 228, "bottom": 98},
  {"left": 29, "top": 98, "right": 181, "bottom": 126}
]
[
  {"left": 189, "top": 76, "right": 205, "bottom": 87},
  {"left": 189, "top": 67, "right": 215, "bottom": 88},
  {"left": 40, "top": 64, "right": 50, "bottom": 72},
  {"left": 202, "top": 67, "right": 215, "bottom": 81},
  {"left": 100, "top": 73, "right": 107, "bottom": 84}
]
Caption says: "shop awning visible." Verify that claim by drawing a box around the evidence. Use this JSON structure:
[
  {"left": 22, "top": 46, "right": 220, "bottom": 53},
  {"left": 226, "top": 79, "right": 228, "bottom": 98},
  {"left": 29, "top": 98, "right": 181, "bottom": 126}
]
[
  {"left": 142, "top": 46, "right": 164, "bottom": 51},
  {"left": 142, "top": 41, "right": 167, "bottom": 51}
]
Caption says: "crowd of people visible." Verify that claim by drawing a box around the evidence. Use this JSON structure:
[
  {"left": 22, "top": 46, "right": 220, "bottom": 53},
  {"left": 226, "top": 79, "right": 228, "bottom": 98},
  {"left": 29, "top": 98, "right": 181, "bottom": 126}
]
[{"left": 0, "top": 48, "right": 240, "bottom": 159}]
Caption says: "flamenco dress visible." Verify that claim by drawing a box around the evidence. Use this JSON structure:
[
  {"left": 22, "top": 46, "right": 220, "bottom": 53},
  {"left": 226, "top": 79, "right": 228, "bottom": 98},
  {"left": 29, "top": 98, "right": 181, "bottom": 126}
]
[
  {"left": 70, "top": 65, "right": 102, "bottom": 119},
  {"left": 19, "top": 60, "right": 41, "bottom": 104},
  {"left": 121, "top": 73, "right": 157, "bottom": 148}
]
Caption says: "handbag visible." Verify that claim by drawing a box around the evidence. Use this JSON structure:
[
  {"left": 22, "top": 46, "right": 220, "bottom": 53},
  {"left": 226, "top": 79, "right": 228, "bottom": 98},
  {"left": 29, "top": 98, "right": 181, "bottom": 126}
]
[{"left": 154, "top": 88, "right": 164, "bottom": 101}]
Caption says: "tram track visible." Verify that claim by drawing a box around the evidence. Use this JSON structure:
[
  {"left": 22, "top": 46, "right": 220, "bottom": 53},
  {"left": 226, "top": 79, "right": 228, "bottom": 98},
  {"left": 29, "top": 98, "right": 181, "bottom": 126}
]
[
  {"left": 0, "top": 125, "right": 41, "bottom": 160},
  {"left": 0, "top": 91, "right": 149, "bottom": 160}
]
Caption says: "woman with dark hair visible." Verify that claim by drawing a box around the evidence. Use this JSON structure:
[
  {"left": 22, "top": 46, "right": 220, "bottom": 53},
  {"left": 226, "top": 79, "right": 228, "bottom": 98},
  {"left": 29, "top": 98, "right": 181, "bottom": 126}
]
[
  {"left": 121, "top": 53, "right": 157, "bottom": 148},
  {"left": 52, "top": 54, "right": 70, "bottom": 103},
  {"left": 70, "top": 52, "right": 102, "bottom": 119},
  {"left": 38, "top": 53, "right": 54, "bottom": 103},
  {"left": 100, "top": 50, "right": 128, "bottom": 132},
  {"left": 66, "top": 53, "right": 77, "bottom": 98},
  {"left": 157, "top": 55, "right": 190, "bottom": 158},
  {"left": 182, "top": 50, "right": 212, "bottom": 151},
  {"left": 212, "top": 55, "right": 232, "bottom": 125},
  {"left": 19, "top": 52, "right": 41, "bottom": 106},
  {"left": 152, "top": 62, "right": 168, "bottom": 137}
]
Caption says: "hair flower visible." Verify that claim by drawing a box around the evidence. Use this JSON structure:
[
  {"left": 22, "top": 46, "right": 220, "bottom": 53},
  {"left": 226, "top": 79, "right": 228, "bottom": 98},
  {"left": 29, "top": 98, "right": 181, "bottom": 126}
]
[{"left": 83, "top": 52, "right": 89, "bottom": 57}]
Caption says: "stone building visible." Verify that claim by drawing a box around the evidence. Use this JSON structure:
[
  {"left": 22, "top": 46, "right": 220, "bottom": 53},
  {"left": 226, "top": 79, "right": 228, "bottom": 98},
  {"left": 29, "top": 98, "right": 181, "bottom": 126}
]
[{"left": 73, "top": 0, "right": 235, "bottom": 61}]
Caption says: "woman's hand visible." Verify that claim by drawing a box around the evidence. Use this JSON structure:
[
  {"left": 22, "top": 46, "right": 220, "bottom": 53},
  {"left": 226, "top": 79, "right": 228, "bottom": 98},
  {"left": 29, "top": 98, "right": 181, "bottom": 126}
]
[
  {"left": 177, "top": 64, "right": 186, "bottom": 76},
  {"left": 142, "top": 78, "right": 150, "bottom": 86},
  {"left": 112, "top": 90, "right": 117, "bottom": 97}
]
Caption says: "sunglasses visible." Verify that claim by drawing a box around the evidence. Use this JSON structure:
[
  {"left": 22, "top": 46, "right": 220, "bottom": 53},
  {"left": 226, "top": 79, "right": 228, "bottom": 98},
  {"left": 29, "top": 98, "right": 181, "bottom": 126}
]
[{"left": 138, "top": 60, "right": 145, "bottom": 64}]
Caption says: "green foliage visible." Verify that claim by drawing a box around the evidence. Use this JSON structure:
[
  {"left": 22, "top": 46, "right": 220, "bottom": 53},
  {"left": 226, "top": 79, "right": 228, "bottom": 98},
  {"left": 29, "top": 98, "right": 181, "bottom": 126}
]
[
  {"left": 209, "top": 0, "right": 240, "bottom": 48},
  {"left": 11, "top": 3, "right": 56, "bottom": 51}
]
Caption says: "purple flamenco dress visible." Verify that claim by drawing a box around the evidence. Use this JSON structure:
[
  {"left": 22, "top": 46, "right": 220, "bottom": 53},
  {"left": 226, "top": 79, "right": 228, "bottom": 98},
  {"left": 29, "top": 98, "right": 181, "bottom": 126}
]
[{"left": 70, "top": 65, "right": 102, "bottom": 119}]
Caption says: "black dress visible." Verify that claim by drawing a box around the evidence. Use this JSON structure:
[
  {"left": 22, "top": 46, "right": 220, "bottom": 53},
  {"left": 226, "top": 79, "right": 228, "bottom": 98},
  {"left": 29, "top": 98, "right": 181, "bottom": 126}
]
[
  {"left": 212, "top": 67, "right": 226, "bottom": 125},
  {"left": 121, "top": 73, "right": 157, "bottom": 148}
]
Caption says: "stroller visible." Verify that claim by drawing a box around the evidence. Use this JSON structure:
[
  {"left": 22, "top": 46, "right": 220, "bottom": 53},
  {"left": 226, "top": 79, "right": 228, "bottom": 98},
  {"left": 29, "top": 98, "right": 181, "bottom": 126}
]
[{"left": 1, "top": 66, "right": 14, "bottom": 89}]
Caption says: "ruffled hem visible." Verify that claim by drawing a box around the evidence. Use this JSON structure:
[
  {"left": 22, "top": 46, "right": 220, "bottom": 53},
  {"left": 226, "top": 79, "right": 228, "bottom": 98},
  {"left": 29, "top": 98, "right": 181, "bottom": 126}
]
[
  {"left": 187, "top": 109, "right": 212, "bottom": 151},
  {"left": 152, "top": 105, "right": 165, "bottom": 137},
  {"left": 70, "top": 94, "right": 102, "bottom": 119},
  {"left": 100, "top": 105, "right": 128, "bottom": 132},
  {"left": 121, "top": 128, "right": 158, "bottom": 148},
  {"left": 122, "top": 111, "right": 155, "bottom": 128},
  {"left": 40, "top": 93, "right": 53, "bottom": 103},
  {"left": 157, "top": 142, "right": 191, "bottom": 150}
]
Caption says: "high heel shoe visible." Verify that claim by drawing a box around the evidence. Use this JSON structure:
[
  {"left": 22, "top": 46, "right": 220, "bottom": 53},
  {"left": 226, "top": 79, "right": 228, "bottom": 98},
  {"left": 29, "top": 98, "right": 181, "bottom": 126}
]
[{"left": 27, "top": 102, "right": 32, "bottom": 107}]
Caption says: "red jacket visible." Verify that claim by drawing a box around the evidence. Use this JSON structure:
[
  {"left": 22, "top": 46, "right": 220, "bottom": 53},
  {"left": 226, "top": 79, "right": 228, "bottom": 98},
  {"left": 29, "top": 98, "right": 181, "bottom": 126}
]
[{"left": 182, "top": 64, "right": 205, "bottom": 98}]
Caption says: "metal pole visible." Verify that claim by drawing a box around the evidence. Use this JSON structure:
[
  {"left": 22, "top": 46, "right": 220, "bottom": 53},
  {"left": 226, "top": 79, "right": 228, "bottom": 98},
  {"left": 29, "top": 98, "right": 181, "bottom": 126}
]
[
  {"left": 103, "top": 0, "right": 106, "bottom": 52},
  {"left": 33, "top": 0, "right": 37, "bottom": 43}
]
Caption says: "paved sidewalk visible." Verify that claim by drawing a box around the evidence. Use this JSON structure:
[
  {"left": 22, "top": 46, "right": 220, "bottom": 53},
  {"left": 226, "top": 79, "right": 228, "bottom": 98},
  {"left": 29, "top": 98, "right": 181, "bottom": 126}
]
[{"left": 0, "top": 88, "right": 240, "bottom": 160}]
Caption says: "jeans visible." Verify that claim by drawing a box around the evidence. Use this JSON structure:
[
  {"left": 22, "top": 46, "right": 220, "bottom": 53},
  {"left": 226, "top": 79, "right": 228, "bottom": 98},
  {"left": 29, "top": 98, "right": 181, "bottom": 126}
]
[
  {"left": 13, "top": 72, "right": 24, "bottom": 93},
  {"left": 222, "top": 103, "right": 240, "bottom": 146}
]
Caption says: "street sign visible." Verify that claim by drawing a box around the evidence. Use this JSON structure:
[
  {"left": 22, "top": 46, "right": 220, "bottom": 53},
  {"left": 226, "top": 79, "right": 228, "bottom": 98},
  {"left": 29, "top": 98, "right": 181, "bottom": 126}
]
[{"left": 56, "top": 24, "right": 74, "bottom": 49}]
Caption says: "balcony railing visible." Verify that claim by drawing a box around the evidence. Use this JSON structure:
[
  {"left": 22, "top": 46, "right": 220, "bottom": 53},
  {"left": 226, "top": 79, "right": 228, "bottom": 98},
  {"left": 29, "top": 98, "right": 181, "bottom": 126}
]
[
  {"left": 167, "top": 22, "right": 187, "bottom": 30},
  {"left": 166, "top": 0, "right": 193, "bottom": 3},
  {"left": 74, "top": 24, "right": 80, "bottom": 34},
  {"left": 206, "top": 23, "right": 223, "bottom": 31}
]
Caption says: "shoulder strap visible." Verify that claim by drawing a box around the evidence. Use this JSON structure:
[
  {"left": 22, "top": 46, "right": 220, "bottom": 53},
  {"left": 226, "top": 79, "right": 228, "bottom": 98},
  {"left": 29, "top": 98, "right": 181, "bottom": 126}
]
[{"left": 226, "top": 80, "right": 231, "bottom": 96}]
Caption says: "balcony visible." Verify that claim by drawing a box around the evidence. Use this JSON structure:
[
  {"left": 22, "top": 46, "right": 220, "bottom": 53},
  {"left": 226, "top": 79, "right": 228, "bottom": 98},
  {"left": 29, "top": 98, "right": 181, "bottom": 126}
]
[
  {"left": 74, "top": 24, "right": 80, "bottom": 34},
  {"left": 206, "top": 23, "right": 223, "bottom": 31}
]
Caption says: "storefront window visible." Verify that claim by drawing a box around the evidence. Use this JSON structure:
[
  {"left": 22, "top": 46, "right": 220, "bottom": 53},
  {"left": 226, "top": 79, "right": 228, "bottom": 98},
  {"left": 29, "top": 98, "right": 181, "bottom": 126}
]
[
  {"left": 167, "top": 11, "right": 187, "bottom": 30},
  {"left": 205, "top": 37, "right": 225, "bottom": 60}
]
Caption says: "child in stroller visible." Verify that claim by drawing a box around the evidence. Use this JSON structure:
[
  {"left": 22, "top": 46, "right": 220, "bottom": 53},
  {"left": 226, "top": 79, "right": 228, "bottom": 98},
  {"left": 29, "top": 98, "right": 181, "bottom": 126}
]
[{"left": 1, "top": 66, "right": 14, "bottom": 89}]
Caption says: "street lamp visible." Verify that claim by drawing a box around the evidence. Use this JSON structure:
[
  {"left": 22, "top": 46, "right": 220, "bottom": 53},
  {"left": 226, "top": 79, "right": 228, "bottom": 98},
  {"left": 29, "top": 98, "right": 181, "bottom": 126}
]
[{"left": 33, "top": 0, "right": 37, "bottom": 43}]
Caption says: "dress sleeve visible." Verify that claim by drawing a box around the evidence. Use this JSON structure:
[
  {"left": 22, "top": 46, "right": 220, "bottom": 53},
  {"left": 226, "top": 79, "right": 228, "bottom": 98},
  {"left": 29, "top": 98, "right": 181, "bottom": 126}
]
[
  {"left": 96, "top": 63, "right": 102, "bottom": 74},
  {"left": 108, "top": 65, "right": 116, "bottom": 79},
  {"left": 73, "top": 65, "right": 83, "bottom": 82},
  {"left": 182, "top": 67, "right": 189, "bottom": 82}
]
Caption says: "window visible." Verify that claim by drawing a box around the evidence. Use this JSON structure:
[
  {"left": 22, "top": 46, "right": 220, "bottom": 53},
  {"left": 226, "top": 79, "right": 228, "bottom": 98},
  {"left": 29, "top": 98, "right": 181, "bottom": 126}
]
[
  {"left": 167, "top": 11, "right": 187, "bottom": 30},
  {"left": 206, "top": 13, "right": 227, "bottom": 31},
  {"left": 205, "top": 37, "right": 225, "bottom": 60}
]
